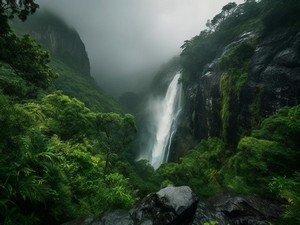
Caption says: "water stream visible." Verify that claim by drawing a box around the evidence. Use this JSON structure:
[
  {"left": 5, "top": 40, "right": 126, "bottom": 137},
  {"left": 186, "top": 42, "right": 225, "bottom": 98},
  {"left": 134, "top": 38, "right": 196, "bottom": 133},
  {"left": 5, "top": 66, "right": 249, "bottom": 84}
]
[{"left": 139, "top": 72, "right": 183, "bottom": 169}]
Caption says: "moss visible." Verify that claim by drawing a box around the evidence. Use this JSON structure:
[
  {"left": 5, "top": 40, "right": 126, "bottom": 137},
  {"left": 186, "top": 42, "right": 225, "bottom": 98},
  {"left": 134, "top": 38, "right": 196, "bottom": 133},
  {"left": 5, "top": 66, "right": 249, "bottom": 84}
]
[
  {"left": 249, "top": 84, "right": 264, "bottom": 127},
  {"left": 220, "top": 69, "right": 248, "bottom": 142},
  {"left": 220, "top": 40, "right": 255, "bottom": 70},
  {"left": 220, "top": 73, "right": 231, "bottom": 141},
  {"left": 192, "top": 110, "right": 196, "bottom": 124},
  {"left": 218, "top": 38, "right": 259, "bottom": 143},
  {"left": 236, "top": 73, "right": 248, "bottom": 100}
]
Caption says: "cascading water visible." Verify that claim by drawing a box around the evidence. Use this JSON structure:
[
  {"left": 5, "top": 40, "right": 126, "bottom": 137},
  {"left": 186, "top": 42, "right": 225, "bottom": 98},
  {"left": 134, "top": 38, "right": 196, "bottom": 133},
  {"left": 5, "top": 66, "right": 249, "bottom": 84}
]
[{"left": 139, "top": 72, "right": 183, "bottom": 169}]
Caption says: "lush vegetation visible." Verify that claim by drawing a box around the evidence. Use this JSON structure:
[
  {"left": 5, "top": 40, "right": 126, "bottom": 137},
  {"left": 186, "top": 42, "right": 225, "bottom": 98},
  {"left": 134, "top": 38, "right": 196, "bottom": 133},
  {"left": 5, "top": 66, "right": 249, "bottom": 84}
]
[
  {"left": 50, "top": 57, "right": 122, "bottom": 113},
  {"left": 11, "top": 10, "right": 122, "bottom": 113},
  {"left": 156, "top": 105, "right": 300, "bottom": 224},
  {"left": 1, "top": 0, "right": 300, "bottom": 224},
  {"left": 0, "top": 4, "right": 148, "bottom": 224},
  {"left": 180, "top": 0, "right": 300, "bottom": 83},
  {"left": 174, "top": 0, "right": 300, "bottom": 223},
  {"left": 0, "top": 91, "right": 138, "bottom": 224}
]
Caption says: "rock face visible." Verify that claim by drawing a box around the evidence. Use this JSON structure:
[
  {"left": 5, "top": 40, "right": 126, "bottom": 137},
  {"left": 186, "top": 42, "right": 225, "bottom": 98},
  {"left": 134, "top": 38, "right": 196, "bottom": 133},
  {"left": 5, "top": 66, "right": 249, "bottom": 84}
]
[
  {"left": 180, "top": 28, "right": 300, "bottom": 148},
  {"left": 192, "top": 192, "right": 283, "bottom": 225},
  {"left": 247, "top": 29, "right": 300, "bottom": 116},
  {"left": 15, "top": 11, "right": 90, "bottom": 75},
  {"left": 63, "top": 186, "right": 198, "bottom": 225}
]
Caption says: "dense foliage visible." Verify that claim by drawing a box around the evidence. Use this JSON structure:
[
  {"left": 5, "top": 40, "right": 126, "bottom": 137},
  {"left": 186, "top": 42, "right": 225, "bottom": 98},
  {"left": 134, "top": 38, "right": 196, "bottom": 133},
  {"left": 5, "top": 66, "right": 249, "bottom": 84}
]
[
  {"left": 0, "top": 23, "right": 55, "bottom": 99},
  {"left": 155, "top": 106, "right": 300, "bottom": 224},
  {"left": 0, "top": 0, "right": 38, "bottom": 34},
  {"left": 0, "top": 89, "right": 141, "bottom": 224},
  {"left": 162, "top": 0, "right": 300, "bottom": 223},
  {"left": 180, "top": 0, "right": 300, "bottom": 83},
  {"left": 0, "top": 6, "right": 142, "bottom": 225},
  {"left": 51, "top": 58, "right": 121, "bottom": 113},
  {"left": 1, "top": 0, "right": 300, "bottom": 224},
  {"left": 11, "top": 10, "right": 122, "bottom": 113}
]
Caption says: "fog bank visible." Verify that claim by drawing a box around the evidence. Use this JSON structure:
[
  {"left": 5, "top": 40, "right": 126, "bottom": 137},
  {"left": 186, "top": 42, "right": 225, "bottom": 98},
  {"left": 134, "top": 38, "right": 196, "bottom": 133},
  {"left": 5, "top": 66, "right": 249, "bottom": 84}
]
[{"left": 37, "top": 0, "right": 244, "bottom": 96}]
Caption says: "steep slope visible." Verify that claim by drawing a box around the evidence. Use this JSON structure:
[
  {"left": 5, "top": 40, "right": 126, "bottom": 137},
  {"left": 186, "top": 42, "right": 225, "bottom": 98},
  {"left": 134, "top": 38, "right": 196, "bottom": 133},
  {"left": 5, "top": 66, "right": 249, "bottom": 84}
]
[
  {"left": 13, "top": 10, "right": 90, "bottom": 75},
  {"left": 0, "top": 8, "right": 137, "bottom": 224},
  {"left": 178, "top": 0, "right": 300, "bottom": 150},
  {"left": 12, "top": 11, "right": 121, "bottom": 112}
]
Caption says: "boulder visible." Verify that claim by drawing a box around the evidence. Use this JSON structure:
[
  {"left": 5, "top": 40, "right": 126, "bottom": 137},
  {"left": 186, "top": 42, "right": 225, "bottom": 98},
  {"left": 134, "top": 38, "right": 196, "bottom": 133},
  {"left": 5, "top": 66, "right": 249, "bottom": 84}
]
[
  {"left": 101, "top": 210, "right": 134, "bottom": 225},
  {"left": 62, "top": 210, "right": 133, "bottom": 225},
  {"left": 192, "top": 192, "right": 283, "bottom": 225},
  {"left": 131, "top": 185, "right": 198, "bottom": 225},
  {"left": 62, "top": 186, "right": 198, "bottom": 225}
]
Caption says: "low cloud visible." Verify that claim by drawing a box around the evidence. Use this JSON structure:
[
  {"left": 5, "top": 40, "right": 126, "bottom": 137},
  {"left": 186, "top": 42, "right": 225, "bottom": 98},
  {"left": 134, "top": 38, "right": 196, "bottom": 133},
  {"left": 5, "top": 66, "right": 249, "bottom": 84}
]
[{"left": 37, "top": 0, "right": 244, "bottom": 96}]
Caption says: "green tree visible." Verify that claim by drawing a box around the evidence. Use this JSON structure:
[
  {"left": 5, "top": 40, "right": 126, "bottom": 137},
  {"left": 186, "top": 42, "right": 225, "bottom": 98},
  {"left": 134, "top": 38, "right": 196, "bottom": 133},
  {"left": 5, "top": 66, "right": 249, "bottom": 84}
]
[
  {"left": 47, "top": 136, "right": 135, "bottom": 217},
  {"left": 0, "top": 33, "right": 56, "bottom": 91},
  {"left": 225, "top": 137, "right": 291, "bottom": 194},
  {"left": 40, "top": 91, "right": 96, "bottom": 140},
  {"left": 157, "top": 138, "right": 226, "bottom": 197},
  {"left": 0, "top": 0, "right": 38, "bottom": 34},
  {"left": 0, "top": 0, "right": 38, "bottom": 20},
  {"left": 261, "top": 0, "right": 300, "bottom": 33},
  {"left": 269, "top": 173, "right": 300, "bottom": 225},
  {"left": 0, "top": 94, "right": 74, "bottom": 225},
  {"left": 95, "top": 113, "right": 136, "bottom": 174},
  {"left": 252, "top": 106, "right": 300, "bottom": 151},
  {"left": 224, "top": 106, "right": 300, "bottom": 195}
]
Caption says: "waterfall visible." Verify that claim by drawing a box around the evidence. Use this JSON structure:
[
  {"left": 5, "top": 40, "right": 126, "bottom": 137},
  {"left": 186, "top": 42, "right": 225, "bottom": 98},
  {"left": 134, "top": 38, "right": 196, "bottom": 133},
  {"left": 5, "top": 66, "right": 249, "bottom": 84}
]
[{"left": 139, "top": 72, "right": 183, "bottom": 169}]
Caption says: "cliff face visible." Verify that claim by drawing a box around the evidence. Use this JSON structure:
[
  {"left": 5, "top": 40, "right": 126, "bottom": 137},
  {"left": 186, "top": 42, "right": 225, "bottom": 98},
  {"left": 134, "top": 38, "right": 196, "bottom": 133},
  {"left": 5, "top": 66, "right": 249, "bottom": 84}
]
[
  {"left": 12, "top": 11, "right": 122, "bottom": 113},
  {"left": 181, "top": 29, "right": 300, "bottom": 149},
  {"left": 13, "top": 11, "right": 90, "bottom": 75}
]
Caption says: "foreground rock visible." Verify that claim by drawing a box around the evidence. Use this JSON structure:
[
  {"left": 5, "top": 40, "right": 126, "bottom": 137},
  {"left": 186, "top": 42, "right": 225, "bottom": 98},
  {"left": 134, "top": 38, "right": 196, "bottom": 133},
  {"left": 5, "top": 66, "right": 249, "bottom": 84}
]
[
  {"left": 63, "top": 187, "right": 283, "bottom": 225},
  {"left": 61, "top": 210, "right": 133, "bottom": 225},
  {"left": 192, "top": 192, "right": 283, "bottom": 225},
  {"left": 131, "top": 185, "right": 198, "bottom": 225},
  {"left": 63, "top": 185, "right": 198, "bottom": 225}
]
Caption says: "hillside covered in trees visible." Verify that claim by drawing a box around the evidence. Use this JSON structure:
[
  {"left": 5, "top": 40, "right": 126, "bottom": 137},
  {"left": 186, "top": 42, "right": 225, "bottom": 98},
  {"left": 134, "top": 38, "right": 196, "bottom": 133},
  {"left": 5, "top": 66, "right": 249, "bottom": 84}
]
[
  {"left": 0, "top": 0, "right": 300, "bottom": 225},
  {"left": 0, "top": 1, "right": 139, "bottom": 224}
]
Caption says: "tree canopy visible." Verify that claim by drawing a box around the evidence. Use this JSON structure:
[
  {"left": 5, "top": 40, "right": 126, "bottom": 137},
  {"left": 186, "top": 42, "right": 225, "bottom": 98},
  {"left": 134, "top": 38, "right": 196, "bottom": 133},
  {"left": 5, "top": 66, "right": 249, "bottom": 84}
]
[
  {"left": 0, "top": 0, "right": 38, "bottom": 34},
  {"left": 0, "top": 0, "right": 38, "bottom": 20}
]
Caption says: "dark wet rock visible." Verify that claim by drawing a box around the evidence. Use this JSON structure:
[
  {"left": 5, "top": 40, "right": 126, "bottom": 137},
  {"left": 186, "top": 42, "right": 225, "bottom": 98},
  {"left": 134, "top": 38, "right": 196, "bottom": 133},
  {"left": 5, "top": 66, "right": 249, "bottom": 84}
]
[
  {"left": 249, "top": 29, "right": 300, "bottom": 116},
  {"left": 62, "top": 217, "right": 99, "bottom": 225},
  {"left": 62, "top": 188, "right": 284, "bottom": 225},
  {"left": 178, "top": 28, "right": 300, "bottom": 148},
  {"left": 274, "top": 48, "right": 300, "bottom": 67},
  {"left": 62, "top": 186, "right": 198, "bottom": 225},
  {"left": 63, "top": 188, "right": 284, "bottom": 225},
  {"left": 192, "top": 192, "right": 283, "bottom": 225},
  {"left": 101, "top": 210, "right": 134, "bottom": 225},
  {"left": 62, "top": 210, "right": 133, "bottom": 225},
  {"left": 131, "top": 185, "right": 198, "bottom": 225}
]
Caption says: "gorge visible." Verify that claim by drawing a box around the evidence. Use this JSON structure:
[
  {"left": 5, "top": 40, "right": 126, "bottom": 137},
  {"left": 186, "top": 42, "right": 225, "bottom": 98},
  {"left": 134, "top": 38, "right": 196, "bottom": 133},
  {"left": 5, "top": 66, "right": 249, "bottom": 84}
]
[{"left": 0, "top": 0, "right": 299, "bottom": 225}]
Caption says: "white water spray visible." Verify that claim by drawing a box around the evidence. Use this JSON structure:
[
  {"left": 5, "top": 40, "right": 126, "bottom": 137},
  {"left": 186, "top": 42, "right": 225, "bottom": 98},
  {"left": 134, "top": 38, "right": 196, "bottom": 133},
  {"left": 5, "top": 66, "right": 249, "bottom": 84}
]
[{"left": 140, "top": 72, "right": 183, "bottom": 169}]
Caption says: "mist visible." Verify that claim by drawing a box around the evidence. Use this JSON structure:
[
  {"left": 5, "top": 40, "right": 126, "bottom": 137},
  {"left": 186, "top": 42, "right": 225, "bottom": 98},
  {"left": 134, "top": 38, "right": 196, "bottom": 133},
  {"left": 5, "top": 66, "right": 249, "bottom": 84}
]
[{"left": 37, "top": 0, "right": 244, "bottom": 96}]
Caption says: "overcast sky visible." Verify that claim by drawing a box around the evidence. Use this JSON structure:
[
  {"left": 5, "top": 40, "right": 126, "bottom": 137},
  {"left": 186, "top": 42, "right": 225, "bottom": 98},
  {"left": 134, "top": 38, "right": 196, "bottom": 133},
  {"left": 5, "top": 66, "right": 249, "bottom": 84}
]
[{"left": 37, "top": 0, "right": 244, "bottom": 96}]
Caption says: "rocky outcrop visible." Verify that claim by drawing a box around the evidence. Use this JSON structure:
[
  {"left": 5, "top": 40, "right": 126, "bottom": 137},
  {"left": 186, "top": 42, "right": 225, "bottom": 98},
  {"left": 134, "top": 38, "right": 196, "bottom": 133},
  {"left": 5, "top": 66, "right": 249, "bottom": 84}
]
[
  {"left": 63, "top": 187, "right": 283, "bottom": 225},
  {"left": 63, "top": 186, "right": 198, "bottom": 225},
  {"left": 131, "top": 186, "right": 198, "bottom": 225},
  {"left": 192, "top": 192, "right": 283, "bottom": 225},
  {"left": 247, "top": 29, "right": 300, "bottom": 116},
  {"left": 181, "top": 28, "right": 300, "bottom": 147}
]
